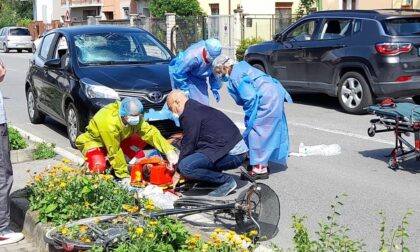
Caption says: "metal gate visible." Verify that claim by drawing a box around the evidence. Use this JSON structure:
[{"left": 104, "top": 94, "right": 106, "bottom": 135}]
[{"left": 207, "top": 15, "right": 236, "bottom": 60}]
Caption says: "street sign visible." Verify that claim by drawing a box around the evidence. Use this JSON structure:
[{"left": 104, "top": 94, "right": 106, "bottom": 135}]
[{"left": 65, "top": 10, "right": 70, "bottom": 22}]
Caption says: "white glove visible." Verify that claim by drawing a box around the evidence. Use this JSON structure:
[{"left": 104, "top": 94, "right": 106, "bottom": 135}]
[{"left": 166, "top": 149, "right": 179, "bottom": 171}]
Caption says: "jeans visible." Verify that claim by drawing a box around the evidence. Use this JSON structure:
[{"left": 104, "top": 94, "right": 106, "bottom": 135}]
[
  {"left": 178, "top": 152, "right": 245, "bottom": 184},
  {"left": 0, "top": 124, "right": 12, "bottom": 231}
]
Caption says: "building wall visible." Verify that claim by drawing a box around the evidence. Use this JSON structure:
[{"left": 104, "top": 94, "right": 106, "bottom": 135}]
[
  {"left": 35, "top": 0, "right": 53, "bottom": 23},
  {"left": 199, "top": 0, "right": 301, "bottom": 15}
]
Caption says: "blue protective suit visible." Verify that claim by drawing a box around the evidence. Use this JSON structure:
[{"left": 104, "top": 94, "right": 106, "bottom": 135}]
[
  {"left": 169, "top": 41, "right": 221, "bottom": 105},
  {"left": 228, "top": 61, "right": 292, "bottom": 166}
]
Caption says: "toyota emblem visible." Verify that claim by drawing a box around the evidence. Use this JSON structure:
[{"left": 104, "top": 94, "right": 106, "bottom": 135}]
[{"left": 148, "top": 91, "right": 163, "bottom": 103}]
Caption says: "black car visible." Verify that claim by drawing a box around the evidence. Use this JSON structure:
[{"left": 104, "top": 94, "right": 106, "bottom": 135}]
[
  {"left": 25, "top": 26, "right": 179, "bottom": 147},
  {"left": 245, "top": 9, "right": 420, "bottom": 114}
]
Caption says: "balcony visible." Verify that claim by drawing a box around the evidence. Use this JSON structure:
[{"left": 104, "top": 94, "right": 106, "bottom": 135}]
[{"left": 61, "top": 0, "right": 102, "bottom": 7}]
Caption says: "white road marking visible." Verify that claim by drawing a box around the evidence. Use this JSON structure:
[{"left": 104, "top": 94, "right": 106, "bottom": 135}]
[{"left": 220, "top": 108, "right": 394, "bottom": 146}]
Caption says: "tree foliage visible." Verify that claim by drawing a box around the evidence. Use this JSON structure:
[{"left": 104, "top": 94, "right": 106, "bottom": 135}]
[
  {"left": 149, "top": 0, "right": 203, "bottom": 18},
  {"left": 0, "top": 0, "right": 33, "bottom": 28},
  {"left": 297, "top": 0, "right": 316, "bottom": 17}
]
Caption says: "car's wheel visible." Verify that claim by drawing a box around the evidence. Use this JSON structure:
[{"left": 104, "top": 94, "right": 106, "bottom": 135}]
[
  {"left": 26, "top": 87, "right": 45, "bottom": 124},
  {"left": 66, "top": 103, "right": 82, "bottom": 148},
  {"left": 17, "top": 49, "right": 22, "bottom": 53},
  {"left": 412, "top": 95, "right": 420, "bottom": 105},
  {"left": 3, "top": 44, "right": 9, "bottom": 53},
  {"left": 338, "top": 71, "right": 373, "bottom": 114},
  {"left": 252, "top": 63, "right": 266, "bottom": 73},
  {"left": 28, "top": 48, "right": 33, "bottom": 53}
]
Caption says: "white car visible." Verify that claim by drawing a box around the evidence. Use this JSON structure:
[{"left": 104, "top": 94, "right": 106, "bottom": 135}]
[{"left": 0, "top": 27, "right": 34, "bottom": 53}]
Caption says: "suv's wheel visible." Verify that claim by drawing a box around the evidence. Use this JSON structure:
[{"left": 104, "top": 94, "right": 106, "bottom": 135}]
[
  {"left": 338, "top": 72, "right": 373, "bottom": 114},
  {"left": 66, "top": 103, "right": 82, "bottom": 148},
  {"left": 412, "top": 95, "right": 420, "bottom": 105},
  {"left": 252, "top": 63, "right": 266, "bottom": 73},
  {"left": 17, "top": 49, "right": 22, "bottom": 53},
  {"left": 26, "top": 87, "right": 45, "bottom": 124}
]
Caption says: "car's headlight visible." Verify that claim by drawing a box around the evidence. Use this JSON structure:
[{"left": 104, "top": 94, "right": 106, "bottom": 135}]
[{"left": 81, "top": 78, "right": 120, "bottom": 99}]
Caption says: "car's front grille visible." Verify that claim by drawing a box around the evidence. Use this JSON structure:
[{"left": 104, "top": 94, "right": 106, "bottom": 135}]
[
  {"left": 115, "top": 89, "right": 167, "bottom": 111},
  {"left": 149, "top": 120, "right": 181, "bottom": 137}
]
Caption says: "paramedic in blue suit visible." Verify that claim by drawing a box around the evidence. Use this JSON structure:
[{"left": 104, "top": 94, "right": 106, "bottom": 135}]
[
  {"left": 169, "top": 38, "right": 222, "bottom": 105},
  {"left": 212, "top": 55, "right": 292, "bottom": 179}
]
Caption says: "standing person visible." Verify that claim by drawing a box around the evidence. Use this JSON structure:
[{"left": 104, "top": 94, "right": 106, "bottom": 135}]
[
  {"left": 169, "top": 38, "right": 222, "bottom": 105},
  {"left": 75, "top": 97, "right": 178, "bottom": 180},
  {"left": 166, "top": 90, "right": 248, "bottom": 197},
  {"left": 0, "top": 59, "right": 25, "bottom": 245},
  {"left": 212, "top": 56, "right": 292, "bottom": 179}
]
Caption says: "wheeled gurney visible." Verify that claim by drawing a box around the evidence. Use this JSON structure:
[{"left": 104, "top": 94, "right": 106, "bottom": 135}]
[{"left": 367, "top": 101, "right": 420, "bottom": 169}]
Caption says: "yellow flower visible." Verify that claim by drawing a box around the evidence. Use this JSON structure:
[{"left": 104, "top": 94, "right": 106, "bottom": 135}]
[
  {"left": 187, "top": 245, "right": 195, "bottom": 250},
  {"left": 202, "top": 243, "right": 209, "bottom": 252},
  {"left": 127, "top": 205, "right": 139, "bottom": 213},
  {"left": 135, "top": 227, "right": 144, "bottom": 235},
  {"left": 122, "top": 204, "right": 130, "bottom": 210},
  {"left": 194, "top": 234, "right": 201, "bottom": 239},
  {"left": 210, "top": 233, "right": 217, "bottom": 239},
  {"left": 214, "top": 228, "right": 223, "bottom": 233},
  {"left": 61, "top": 227, "right": 69, "bottom": 235},
  {"left": 95, "top": 217, "right": 101, "bottom": 223},
  {"left": 244, "top": 237, "right": 251, "bottom": 242},
  {"left": 61, "top": 166, "right": 74, "bottom": 173},
  {"left": 79, "top": 225, "right": 88, "bottom": 232},
  {"left": 249, "top": 230, "right": 258, "bottom": 236},
  {"left": 53, "top": 164, "right": 62, "bottom": 169},
  {"left": 54, "top": 178, "right": 60, "bottom": 183},
  {"left": 83, "top": 238, "right": 91, "bottom": 243},
  {"left": 145, "top": 204, "right": 154, "bottom": 211},
  {"left": 104, "top": 175, "right": 113, "bottom": 180},
  {"left": 229, "top": 230, "right": 236, "bottom": 235},
  {"left": 61, "top": 158, "right": 71, "bottom": 164},
  {"left": 147, "top": 233, "right": 155, "bottom": 238},
  {"left": 59, "top": 182, "right": 66, "bottom": 188},
  {"left": 146, "top": 199, "right": 154, "bottom": 205},
  {"left": 84, "top": 201, "right": 90, "bottom": 208},
  {"left": 149, "top": 220, "right": 158, "bottom": 226}
]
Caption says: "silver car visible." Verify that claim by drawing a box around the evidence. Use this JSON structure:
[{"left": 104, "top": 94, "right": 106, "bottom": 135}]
[{"left": 0, "top": 27, "right": 33, "bottom": 53}]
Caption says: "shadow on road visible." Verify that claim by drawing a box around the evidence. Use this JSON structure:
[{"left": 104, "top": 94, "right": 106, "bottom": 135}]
[
  {"left": 359, "top": 148, "right": 420, "bottom": 174},
  {"left": 290, "top": 93, "right": 344, "bottom": 112}
]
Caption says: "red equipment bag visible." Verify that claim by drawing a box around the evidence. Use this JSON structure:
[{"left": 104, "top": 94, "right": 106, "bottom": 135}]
[{"left": 130, "top": 156, "right": 173, "bottom": 187}]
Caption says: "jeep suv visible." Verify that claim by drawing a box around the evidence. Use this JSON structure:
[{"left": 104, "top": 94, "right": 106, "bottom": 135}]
[{"left": 245, "top": 10, "right": 420, "bottom": 114}]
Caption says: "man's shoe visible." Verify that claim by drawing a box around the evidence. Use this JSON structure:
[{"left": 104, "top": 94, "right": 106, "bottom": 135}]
[
  {"left": 0, "top": 229, "right": 24, "bottom": 245},
  {"left": 250, "top": 165, "right": 269, "bottom": 180},
  {"left": 208, "top": 177, "right": 237, "bottom": 197}
]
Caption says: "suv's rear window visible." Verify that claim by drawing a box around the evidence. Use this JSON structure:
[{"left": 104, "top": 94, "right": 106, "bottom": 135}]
[
  {"left": 383, "top": 18, "right": 420, "bottom": 36},
  {"left": 10, "top": 28, "right": 30, "bottom": 36}
]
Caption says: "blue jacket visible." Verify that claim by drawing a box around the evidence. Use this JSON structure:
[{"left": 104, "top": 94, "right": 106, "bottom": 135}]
[{"left": 179, "top": 99, "right": 243, "bottom": 163}]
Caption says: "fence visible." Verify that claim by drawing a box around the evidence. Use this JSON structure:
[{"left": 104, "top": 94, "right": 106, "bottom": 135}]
[
  {"left": 173, "top": 16, "right": 207, "bottom": 53},
  {"left": 242, "top": 14, "right": 300, "bottom": 41},
  {"left": 28, "top": 21, "right": 63, "bottom": 39},
  {"left": 207, "top": 15, "right": 236, "bottom": 60}
]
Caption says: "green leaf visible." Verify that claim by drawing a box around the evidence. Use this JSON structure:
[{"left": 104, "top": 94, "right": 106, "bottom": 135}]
[
  {"left": 82, "top": 186, "right": 91, "bottom": 194},
  {"left": 44, "top": 203, "right": 58, "bottom": 213}
]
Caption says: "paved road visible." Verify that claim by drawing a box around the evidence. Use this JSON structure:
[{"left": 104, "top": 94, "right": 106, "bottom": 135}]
[{"left": 1, "top": 52, "right": 420, "bottom": 251}]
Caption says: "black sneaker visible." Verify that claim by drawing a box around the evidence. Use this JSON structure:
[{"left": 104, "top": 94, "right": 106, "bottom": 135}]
[{"left": 208, "top": 177, "right": 237, "bottom": 197}]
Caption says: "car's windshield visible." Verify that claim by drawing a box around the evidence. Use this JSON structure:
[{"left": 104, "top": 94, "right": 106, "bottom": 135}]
[
  {"left": 10, "top": 28, "right": 30, "bottom": 36},
  {"left": 383, "top": 18, "right": 420, "bottom": 36},
  {"left": 74, "top": 32, "right": 172, "bottom": 65}
]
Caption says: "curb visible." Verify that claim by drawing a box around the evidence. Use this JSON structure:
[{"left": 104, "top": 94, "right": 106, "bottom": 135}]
[
  {"left": 10, "top": 147, "right": 36, "bottom": 164},
  {"left": 10, "top": 125, "right": 85, "bottom": 165}
]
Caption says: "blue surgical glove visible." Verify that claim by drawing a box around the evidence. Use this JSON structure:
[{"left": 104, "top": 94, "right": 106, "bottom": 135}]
[{"left": 212, "top": 89, "right": 220, "bottom": 102}]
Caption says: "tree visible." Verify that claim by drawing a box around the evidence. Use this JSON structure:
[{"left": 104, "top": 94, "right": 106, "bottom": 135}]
[
  {"left": 296, "top": 0, "right": 316, "bottom": 17},
  {"left": 149, "top": 0, "right": 203, "bottom": 18},
  {"left": 0, "top": 0, "right": 33, "bottom": 28}
]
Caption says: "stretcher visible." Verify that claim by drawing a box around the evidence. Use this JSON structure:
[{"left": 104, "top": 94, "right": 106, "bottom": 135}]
[{"left": 367, "top": 100, "right": 420, "bottom": 169}]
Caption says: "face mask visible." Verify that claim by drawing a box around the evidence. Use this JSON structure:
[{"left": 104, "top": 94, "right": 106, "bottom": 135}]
[
  {"left": 221, "top": 74, "right": 230, "bottom": 82},
  {"left": 126, "top": 115, "right": 140, "bottom": 126}
]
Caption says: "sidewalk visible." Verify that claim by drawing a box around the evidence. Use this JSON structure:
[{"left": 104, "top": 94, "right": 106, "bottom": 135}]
[{"left": 0, "top": 158, "right": 63, "bottom": 252}]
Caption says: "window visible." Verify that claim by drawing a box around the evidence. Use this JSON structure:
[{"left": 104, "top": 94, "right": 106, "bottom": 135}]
[
  {"left": 353, "top": 19, "right": 361, "bottom": 33},
  {"left": 0, "top": 29, "right": 4, "bottom": 36},
  {"left": 318, "top": 19, "right": 352, "bottom": 40},
  {"left": 275, "top": 2, "right": 292, "bottom": 18},
  {"left": 82, "top": 10, "right": 97, "bottom": 20},
  {"left": 342, "top": 0, "right": 356, "bottom": 10},
  {"left": 383, "top": 18, "right": 420, "bottom": 36},
  {"left": 10, "top": 28, "right": 30, "bottom": 36},
  {"left": 74, "top": 32, "right": 171, "bottom": 65},
  {"left": 286, "top": 20, "right": 318, "bottom": 41},
  {"left": 123, "top": 7, "right": 129, "bottom": 19},
  {"left": 39, "top": 33, "right": 55, "bottom": 60},
  {"left": 209, "top": 4, "right": 219, "bottom": 15}
]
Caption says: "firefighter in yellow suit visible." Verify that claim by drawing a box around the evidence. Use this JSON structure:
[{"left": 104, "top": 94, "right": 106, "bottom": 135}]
[{"left": 76, "top": 97, "right": 178, "bottom": 179}]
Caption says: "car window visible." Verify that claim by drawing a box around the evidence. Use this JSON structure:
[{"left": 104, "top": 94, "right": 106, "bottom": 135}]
[
  {"left": 383, "top": 18, "right": 420, "bottom": 36},
  {"left": 39, "top": 33, "right": 55, "bottom": 60},
  {"left": 318, "top": 19, "right": 352, "bottom": 40},
  {"left": 53, "top": 36, "right": 69, "bottom": 68},
  {"left": 10, "top": 28, "right": 30, "bottom": 36},
  {"left": 353, "top": 19, "right": 362, "bottom": 34},
  {"left": 0, "top": 29, "right": 3, "bottom": 36},
  {"left": 286, "top": 20, "right": 318, "bottom": 42},
  {"left": 74, "top": 31, "right": 172, "bottom": 65}
]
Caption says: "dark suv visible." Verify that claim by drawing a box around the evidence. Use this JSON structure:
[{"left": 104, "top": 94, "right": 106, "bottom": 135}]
[
  {"left": 25, "top": 26, "right": 179, "bottom": 147},
  {"left": 245, "top": 9, "right": 420, "bottom": 114}
]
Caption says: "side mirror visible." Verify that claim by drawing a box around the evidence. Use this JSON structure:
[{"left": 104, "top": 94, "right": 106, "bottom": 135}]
[
  {"left": 44, "top": 58, "right": 61, "bottom": 69},
  {"left": 273, "top": 33, "right": 283, "bottom": 42}
]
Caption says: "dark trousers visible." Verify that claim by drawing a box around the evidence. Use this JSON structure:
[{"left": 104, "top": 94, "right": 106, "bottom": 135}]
[
  {"left": 178, "top": 152, "right": 245, "bottom": 184},
  {"left": 0, "top": 123, "right": 12, "bottom": 231}
]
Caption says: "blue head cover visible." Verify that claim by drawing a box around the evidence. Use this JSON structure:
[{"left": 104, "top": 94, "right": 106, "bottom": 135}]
[
  {"left": 119, "top": 97, "right": 144, "bottom": 117},
  {"left": 204, "top": 39, "right": 222, "bottom": 62}
]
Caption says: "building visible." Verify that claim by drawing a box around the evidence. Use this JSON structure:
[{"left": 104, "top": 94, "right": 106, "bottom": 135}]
[
  {"left": 34, "top": 0, "right": 66, "bottom": 23},
  {"left": 199, "top": 0, "right": 420, "bottom": 16}
]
